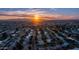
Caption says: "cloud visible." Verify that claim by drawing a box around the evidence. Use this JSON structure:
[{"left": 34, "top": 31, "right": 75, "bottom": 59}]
[{"left": 0, "top": 9, "right": 78, "bottom": 20}]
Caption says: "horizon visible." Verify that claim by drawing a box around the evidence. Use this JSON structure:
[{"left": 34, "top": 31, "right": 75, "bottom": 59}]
[{"left": 0, "top": 8, "right": 79, "bottom": 21}]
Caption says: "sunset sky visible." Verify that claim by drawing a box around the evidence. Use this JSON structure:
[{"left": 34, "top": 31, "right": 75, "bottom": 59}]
[{"left": 0, "top": 8, "right": 79, "bottom": 20}]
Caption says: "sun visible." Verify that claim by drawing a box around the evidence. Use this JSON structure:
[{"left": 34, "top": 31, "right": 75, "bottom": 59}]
[
  {"left": 34, "top": 15, "right": 40, "bottom": 22},
  {"left": 32, "top": 14, "right": 42, "bottom": 25}
]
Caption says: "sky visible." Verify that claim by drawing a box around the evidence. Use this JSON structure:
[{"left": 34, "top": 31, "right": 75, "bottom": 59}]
[{"left": 0, "top": 8, "right": 79, "bottom": 20}]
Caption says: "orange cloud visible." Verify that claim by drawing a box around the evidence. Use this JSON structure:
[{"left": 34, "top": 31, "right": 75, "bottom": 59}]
[
  {"left": 0, "top": 11, "right": 78, "bottom": 21},
  {"left": 0, "top": 16, "right": 24, "bottom": 20}
]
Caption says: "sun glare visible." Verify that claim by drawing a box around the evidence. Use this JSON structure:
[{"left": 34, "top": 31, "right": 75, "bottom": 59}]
[{"left": 32, "top": 14, "right": 42, "bottom": 25}]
